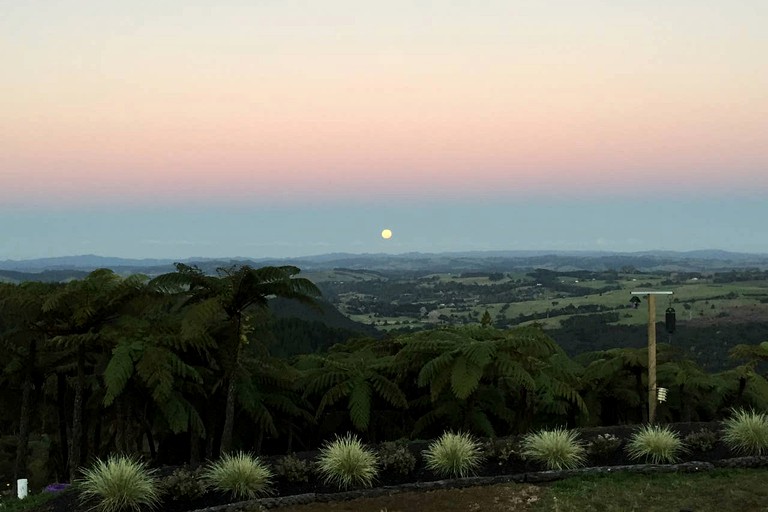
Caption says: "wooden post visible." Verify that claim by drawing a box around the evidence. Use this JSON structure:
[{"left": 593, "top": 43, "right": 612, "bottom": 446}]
[
  {"left": 631, "top": 290, "right": 672, "bottom": 425},
  {"left": 647, "top": 294, "right": 657, "bottom": 424}
]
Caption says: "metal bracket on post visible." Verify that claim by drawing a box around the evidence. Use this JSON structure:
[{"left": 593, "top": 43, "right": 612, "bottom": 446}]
[{"left": 631, "top": 290, "right": 673, "bottom": 424}]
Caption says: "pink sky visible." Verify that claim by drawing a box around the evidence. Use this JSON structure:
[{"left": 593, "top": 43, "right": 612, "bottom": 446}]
[{"left": 2, "top": 1, "right": 767, "bottom": 207}]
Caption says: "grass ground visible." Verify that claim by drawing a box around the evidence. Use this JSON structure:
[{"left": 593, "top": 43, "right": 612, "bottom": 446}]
[
  {"left": 533, "top": 469, "right": 768, "bottom": 512},
  {"left": 269, "top": 469, "right": 768, "bottom": 512}
]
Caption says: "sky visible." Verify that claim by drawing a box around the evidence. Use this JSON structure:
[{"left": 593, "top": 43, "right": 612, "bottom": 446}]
[{"left": 2, "top": 1, "right": 767, "bottom": 260}]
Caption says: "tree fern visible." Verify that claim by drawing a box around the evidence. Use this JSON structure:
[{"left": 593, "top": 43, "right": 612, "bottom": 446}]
[{"left": 301, "top": 348, "right": 406, "bottom": 434}]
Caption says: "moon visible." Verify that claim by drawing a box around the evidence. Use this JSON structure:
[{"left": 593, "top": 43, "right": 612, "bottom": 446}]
[{"left": 381, "top": 229, "right": 393, "bottom": 240}]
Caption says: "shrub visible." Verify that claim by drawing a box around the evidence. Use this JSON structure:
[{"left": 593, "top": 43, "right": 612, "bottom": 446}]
[
  {"left": 377, "top": 440, "right": 417, "bottom": 476},
  {"left": 626, "top": 425, "right": 685, "bottom": 464},
  {"left": 722, "top": 409, "right": 768, "bottom": 456},
  {"left": 586, "top": 433, "right": 622, "bottom": 458},
  {"left": 315, "top": 433, "right": 379, "bottom": 490},
  {"left": 684, "top": 428, "right": 719, "bottom": 452},
  {"left": 522, "top": 428, "right": 586, "bottom": 470},
  {"left": 481, "top": 438, "right": 520, "bottom": 466},
  {"left": 273, "top": 454, "right": 312, "bottom": 483},
  {"left": 203, "top": 452, "right": 273, "bottom": 500},
  {"left": 377, "top": 441, "right": 413, "bottom": 476},
  {"left": 78, "top": 455, "right": 160, "bottom": 512},
  {"left": 422, "top": 431, "right": 484, "bottom": 478},
  {"left": 1, "top": 491, "right": 59, "bottom": 511},
  {"left": 158, "top": 466, "right": 207, "bottom": 502}
]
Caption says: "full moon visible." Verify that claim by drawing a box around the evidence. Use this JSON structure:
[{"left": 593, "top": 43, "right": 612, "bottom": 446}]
[{"left": 381, "top": 229, "right": 393, "bottom": 239}]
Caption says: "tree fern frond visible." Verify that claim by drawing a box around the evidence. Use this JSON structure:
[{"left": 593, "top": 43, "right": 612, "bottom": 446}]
[
  {"left": 158, "top": 395, "right": 190, "bottom": 434},
  {"left": 303, "top": 369, "right": 349, "bottom": 396},
  {"left": 262, "top": 393, "right": 313, "bottom": 422},
  {"left": 494, "top": 352, "right": 536, "bottom": 390},
  {"left": 412, "top": 401, "right": 459, "bottom": 436},
  {"left": 369, "top": 374, "right": 408, "bottom": 409},
  {"left": 348, "top": 379, "right": 372, "bottom": 431},
  {"left": 461, "top": 340, "right": 496, "bottom": 368},
  {"left": 102, "top": 341, "right": 141, "bottom": 406},
  {"left": 450, "top": 356, "right": 484, "bottom": 400},
  {"left": 417, "top": 352, "right": 455, "bottom": 387},
  {"left": 469, "top": 409, "right": 495, "bottom": 437},
  {"left": 180, "top": 298, "right": 223, "bottom": 340},
  {"left": 429, "top": 365, "right": 452, "bottom": 402},
  {"left": 316, "top": 381, "right": 351, "bottom": 415},
  {"left": 135, "top": 347, "right": 174, "bottom": 402}
]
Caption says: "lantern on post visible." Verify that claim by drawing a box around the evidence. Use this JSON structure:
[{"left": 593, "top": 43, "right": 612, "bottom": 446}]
[{"left": 665, "top": 307, "right": 676, "bottom": 334}]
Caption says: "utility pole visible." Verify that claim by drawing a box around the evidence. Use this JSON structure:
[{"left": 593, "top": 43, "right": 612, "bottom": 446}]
[{"left": 631, "top": 290, "right": 673, "bottom": 424}]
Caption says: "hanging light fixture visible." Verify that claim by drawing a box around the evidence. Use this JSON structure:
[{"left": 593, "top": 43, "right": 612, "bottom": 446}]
[{"left": 665, "top": 307, "right": 676, "bottom": 334}]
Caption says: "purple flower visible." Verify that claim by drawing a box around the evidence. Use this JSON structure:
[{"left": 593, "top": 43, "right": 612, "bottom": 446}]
[{"left": 44, "top": 483, "right": 71, "bottom": 493}]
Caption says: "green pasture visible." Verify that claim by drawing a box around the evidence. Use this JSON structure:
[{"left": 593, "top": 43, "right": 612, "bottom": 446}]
[{"left": 346, "top": 273, "right": 768, "bottom": 330}]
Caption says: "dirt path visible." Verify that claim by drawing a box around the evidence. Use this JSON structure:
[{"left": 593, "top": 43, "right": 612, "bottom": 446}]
[{"left": 271, "top": 483, "right": 543, "bottom": 512}]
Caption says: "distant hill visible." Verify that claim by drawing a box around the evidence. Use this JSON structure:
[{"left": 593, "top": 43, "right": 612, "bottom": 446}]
[
  {"left": 0, "top": 268, "right": 90, "bottom": 284},
  {"left": 3, "top": 249, "right": 768, "bottom": 278},
  {"left": 268, "top": 297, "right": 379, "bottom": 337},
  {"left": 0, "top": 254, "right": 176, "bottom": 271}
]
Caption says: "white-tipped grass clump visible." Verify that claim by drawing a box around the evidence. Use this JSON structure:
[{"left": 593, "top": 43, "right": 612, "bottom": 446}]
[
  {"left": 626, "top": 425, "right": 685, "bottom": 464},
  {"left": 315, "top": 433, "right": 379, "bottom": 490},
  {"left": 723, "top": 409, "right": 768, "bottom": 456},
  {"left": 422, "top": 431, "right": 484, "bottom": 478},
  {"left": 78, "top": 455, "right": 160, "bottom": 512},
  {"left": 521, "top": 427, "right": 586, "bottom": 470},
  {"left": 203, "top": 452, "right": 274, "bottom": 500}
]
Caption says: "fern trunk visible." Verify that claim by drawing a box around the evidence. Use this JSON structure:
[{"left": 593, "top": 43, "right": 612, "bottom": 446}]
[
  {"left": 115, "top": 397, "right": 127, "bottom": 453},
  {"left": 634, "top": 368, "right": 647, "bottom": 423},
  {"left": 56, "top": 372, "right": 69, "bottom": 478},
  {"left": 205, "top": 409, "right": 216, "bottom": 459},
  {"left": 190, "top": 430, "right": 201, "bottom": 466},
  {"left": 92, "top": 407, "right": 102, "bottom": 458},
  {"left": 219, "top": 315, "right": 243, "bottom": 455},
  {"left": 69, "top": 343, "right": 85, "bottom": 482},
  {"left": 14, "top": 338, "right": 36, "bottom": 480},
  {"left": 220, "top": 376, "right": 237, "bottom": 454}
]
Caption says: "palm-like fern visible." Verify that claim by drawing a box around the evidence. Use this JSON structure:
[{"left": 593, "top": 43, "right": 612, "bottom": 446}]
[
  {"left": 657, "top": 359, "right": 723, "bottom": 421},
  {"left": 149, "top": 263, "right": 320, "bottom": 454},
  {"left": 393, "top": 326, "right": 579, "bottom": 437},
  {"left": 301, "top": 347, "right": 407, "bottom": 433},
  {"left": 42, "top": 269, "right": 148, "bottom": 480},
  {"left": 579, "top": 347, "right": 651, "bottom": 424},
  {"left": 101, "top": 293, "right": 209, "bottom": 440}
]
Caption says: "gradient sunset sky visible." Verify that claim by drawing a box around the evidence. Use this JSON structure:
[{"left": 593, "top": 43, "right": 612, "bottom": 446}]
[{"left": 2, "top": 1, "right": 767, "bottom": 260}]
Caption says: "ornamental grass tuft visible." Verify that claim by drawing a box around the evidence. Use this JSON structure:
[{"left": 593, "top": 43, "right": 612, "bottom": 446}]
[
  {"left": 722, "top": 409, "right": 768, "bottom": 456},
  {"left": 626, "top": 424, "right": 685, "bottom": 464},
  {"left": 202, "top": 452, "right": 274, "bottom": 500},
  {"left": 522, "top": 427, "right": 586, "bottom": 470},
  {"left": 78, "top": 455, "right": 160, "bottom": 512},
  {"left": 422, "top": 431, "right": 484, "bottom": 478},
  {"left": 315, "top": 433, "right": 379, "bottom": 490}
]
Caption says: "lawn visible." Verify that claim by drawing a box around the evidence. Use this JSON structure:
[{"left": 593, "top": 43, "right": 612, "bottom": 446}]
[
  {"left": 533, "top": 469, "right": 768, "bottom": 512},
  {"left": 270, "top": 469, "right": 768, "bottom": 512}
]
